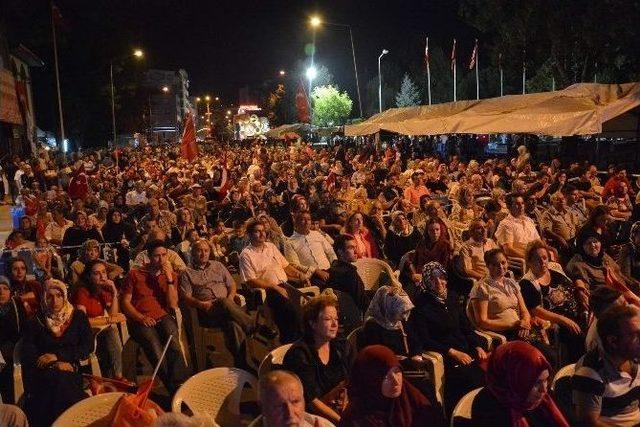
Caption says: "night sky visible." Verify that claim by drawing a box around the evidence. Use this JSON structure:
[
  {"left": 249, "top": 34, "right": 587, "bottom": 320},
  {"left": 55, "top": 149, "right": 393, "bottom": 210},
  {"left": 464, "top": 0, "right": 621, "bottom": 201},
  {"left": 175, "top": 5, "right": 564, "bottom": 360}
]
[{"left": 3, "top": 0, "right": 476, "bottom": 140}]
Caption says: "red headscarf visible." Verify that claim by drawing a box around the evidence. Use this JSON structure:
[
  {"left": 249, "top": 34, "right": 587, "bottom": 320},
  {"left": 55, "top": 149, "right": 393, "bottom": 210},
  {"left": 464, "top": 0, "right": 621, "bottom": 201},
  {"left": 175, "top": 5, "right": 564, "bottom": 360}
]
[
  {"left": 486, "top": 341, "right": 569, "bottom": 427},
  {"left": 340, "top": 345, "right": 443, "bottom": 427}
]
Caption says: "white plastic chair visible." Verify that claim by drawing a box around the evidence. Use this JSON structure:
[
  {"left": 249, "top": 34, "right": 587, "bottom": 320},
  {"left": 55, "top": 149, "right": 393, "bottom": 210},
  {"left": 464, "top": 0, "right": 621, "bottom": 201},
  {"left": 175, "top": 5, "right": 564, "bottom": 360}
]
[
  {"left": 52, "top": 392, "right": 126, "bottom": 426},
  {"left": 172, "top": 367, "right": 258, "bottom": 426},
  {"left": 464, "top": 301, "right": 507, "bottom": 350},
  {"left": 258, "top": 343, "right": 292, "bottom": 378},
  {"left": 450, "top": 387, "right": 483, "bottom": 427},
  {"left": 551, "top": 363, "right": 576, "bottom": 393},
  {"left": 354, "top": 257, "right": 401, "bottom": 291},
  {"left": 396, "top": 250, "right": 415, "bottom": 278}
]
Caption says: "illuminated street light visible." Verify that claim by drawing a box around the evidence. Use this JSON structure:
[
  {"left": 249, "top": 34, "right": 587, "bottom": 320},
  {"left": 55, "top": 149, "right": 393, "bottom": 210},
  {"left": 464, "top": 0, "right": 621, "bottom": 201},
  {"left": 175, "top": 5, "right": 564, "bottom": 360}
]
[
  {"left": 378, "top": 49, "right": 389, "bottom": 113},
  {"left": 196, "top": 97, "right": 201, "bottom": 102},
  {"left": 310, "top": 16, "right": 321, "bottom": 27},
  {"left": 111, "top": 47, "right": 144, "bottom": 152},
  {"left": 215, "top": 96, "right": 220, "bottom": 101},
  {"left": 279, "top": 70, "right": 286, "bottom": 76},
  {"left": 162, "top": 86, "right": 169, "bottom": 93},
  {"left": 226, "top": 110, "right": 231, "bottom": 115},
  {"left": 306, "top": 66, "right": 317, "bottom": 81},
  {"left": 133, "top": 49, "right": 144, "bottom": 58},
  {"left": 205, "top": 95, "right": 211, "bottom": 101}
]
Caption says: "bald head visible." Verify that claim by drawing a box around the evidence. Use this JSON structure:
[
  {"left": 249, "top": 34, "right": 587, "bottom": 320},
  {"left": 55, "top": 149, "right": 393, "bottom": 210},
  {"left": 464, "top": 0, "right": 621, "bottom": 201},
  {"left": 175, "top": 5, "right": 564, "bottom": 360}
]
[{"left": 259, "top": 370, "right": 305, "bottom": 427}]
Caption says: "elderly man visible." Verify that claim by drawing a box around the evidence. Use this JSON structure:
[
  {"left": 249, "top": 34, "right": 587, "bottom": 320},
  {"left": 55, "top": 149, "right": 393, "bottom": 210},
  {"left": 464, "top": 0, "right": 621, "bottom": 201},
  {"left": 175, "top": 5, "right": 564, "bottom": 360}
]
[
  {"left": 125, "top": 180, "right": 148, "bottom": 208},
  {"left": 288, "top": 211, "right": 337, "bottom": 286},
  {"left": 121, "top": 240, "right": 189, "bottom": 393},
  {"left": 259, "top": 370, "right": 334, "bottom": 427},
  {"left": 180, "top": 239, "right": 261, "bottom": 354},
  {"left": 494, "top": 193, "right": 541, "bottom": 259},
  {"left": 574, "top": 305, "right": 640, "bottom": 426},
  {"left": 139, "top": 197, "right": 174, "bottom": 235},
  {"left": 541, "top": 192, "right": 578, "bottom": 253},
  {"left": 239, "top": 219, "right": 307, "bottom": 343},
  {"left": 457, "top": 219, "right": 499, "bottom": 281}
]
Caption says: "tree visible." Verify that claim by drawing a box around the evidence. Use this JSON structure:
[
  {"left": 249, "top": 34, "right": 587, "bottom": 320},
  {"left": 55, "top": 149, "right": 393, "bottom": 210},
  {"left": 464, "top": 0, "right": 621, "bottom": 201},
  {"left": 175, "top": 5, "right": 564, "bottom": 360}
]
[
  {"left": 395, "top": 74, "right": 421, "bottom": 107},
  {"left": 311, "top": 85, "right": 352, "bottom": 127}
]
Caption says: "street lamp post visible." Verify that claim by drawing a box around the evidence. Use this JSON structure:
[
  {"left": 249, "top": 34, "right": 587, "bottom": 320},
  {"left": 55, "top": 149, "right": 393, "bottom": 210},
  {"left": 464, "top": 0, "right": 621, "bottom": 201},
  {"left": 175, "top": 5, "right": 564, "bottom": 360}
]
[
  {"left": 378, "top": 49, "right": 389, "bottom": 113},
  {"left": 310, "top": 17, "right": 363, "bottom": 118}
]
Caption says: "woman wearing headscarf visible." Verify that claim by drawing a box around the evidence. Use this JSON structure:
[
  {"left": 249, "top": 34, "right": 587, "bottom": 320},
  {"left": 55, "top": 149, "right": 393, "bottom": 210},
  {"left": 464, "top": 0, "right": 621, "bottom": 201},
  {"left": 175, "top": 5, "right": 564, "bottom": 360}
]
[
  {"left": 0, "top": 275, "right": 26, "bottom": 402},
  {"left": 566, "top": 229, "right": 640, "bottom": 306},
  {"left": 384, "top": 211, "right": 421, "bottom": 269},
  {"left": 61, "top": 210, "right": 103, "bottom": 261},
  {"left": 408, "top": 261, "right": 486, "bottom": 413},
  {"left": 68, "top": 239, "right": 124, "bottom": 289},
  {"left": 21, "top": 279, "right": 93, "bottom": 426},
  {"left": 471, "top": 341, "right": 570, "bottom": 427},
  {"left": 339, "top": 345, "right": 445, "bottom": 427},
  {"left": 360, "top": 286, "right": 415, "bottom": 356},
  {"left": 101, "top": 209, "right": 135, "bottom": 271}
]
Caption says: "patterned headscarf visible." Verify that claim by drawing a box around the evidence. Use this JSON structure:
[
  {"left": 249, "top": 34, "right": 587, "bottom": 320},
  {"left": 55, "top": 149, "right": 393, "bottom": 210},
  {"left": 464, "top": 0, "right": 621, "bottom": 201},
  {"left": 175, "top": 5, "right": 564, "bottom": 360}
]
[
  {"left": 365, "top": 285, "right": 414, "bottom": 330},
  {"left": 420, "top": 261, "right": 448, "bottom": 302},
  {"left": 41, "top": 279, "right": 74, "bottom": 335},
  {"left": 630, "top": 221, "right": 640, "bottom": 251}
]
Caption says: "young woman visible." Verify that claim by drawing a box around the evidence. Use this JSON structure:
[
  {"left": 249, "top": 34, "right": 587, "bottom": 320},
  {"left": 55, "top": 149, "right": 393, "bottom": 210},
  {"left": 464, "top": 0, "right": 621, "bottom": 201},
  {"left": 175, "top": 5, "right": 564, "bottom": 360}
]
[
  {"left": 471, "top": 341, "right": 570, "bottom": 426},
  {"left": 0, "top": 276, "right": 26, "bottom": 403},
  {"left": 384, "top": 211, "right": 421, "bottom": 269},
  {"left": 341, "top": 212, "right": 380, "bottom": 259},
  {"left": 339, "top": 345, "right": 445, "bottom": 427}
]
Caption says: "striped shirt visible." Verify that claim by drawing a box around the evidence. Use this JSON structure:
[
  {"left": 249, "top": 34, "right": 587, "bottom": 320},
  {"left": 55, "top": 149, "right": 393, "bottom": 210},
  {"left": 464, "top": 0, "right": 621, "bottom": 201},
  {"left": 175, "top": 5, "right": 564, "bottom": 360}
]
[{"left": 573, "top": 349, "right": 640, "bottom": 426}]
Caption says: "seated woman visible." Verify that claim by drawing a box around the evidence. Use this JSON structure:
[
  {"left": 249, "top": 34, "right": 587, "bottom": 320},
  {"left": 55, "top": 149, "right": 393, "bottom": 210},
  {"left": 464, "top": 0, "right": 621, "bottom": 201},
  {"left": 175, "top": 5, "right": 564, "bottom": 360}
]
[
  {"left": 408, "top": 262, "right": 486, "bottom": 413},
  {"left": 0, "top": 276, "right": 26, "bottom": 403},
  {"left": 6, "top": 257, "right": 41, "bottom": 317},
  {"left": 69, "top": 239, "right": 124, "bottom": 289},
  {"left": 72, "top": 259, "right": 125, "bottom": 379},
  {"left": 402, "top": 218, "right": 452, "bottom": 297},
  {"left": 450, "top": 187, "right": 480, "bottom": 227},
  {"left": 22, "top": 279, "right": 93, "bottom": 426},
  {"left": 471, "top": 341, "right": 570, "bottom": 427},
  {"left": 341, "top": 212, "right": 380, "bottom": 259},
  {"left": 566, "top": 230, "right": 640, "bottom": 306},
  {"left": 283, "top": 291, "right": 354, "bottom": 424},
  {"left": 360, "top": 285, "right": 415, "bottom": 356},
  {"left": 339, "top": 344, "right": 445, "bottom": 427},
  {"left": 101, "top": 209, "right": 136, "bottom": 271},
  {"left": 576, "top": 205, "right": 614, "bottom": 254},
  {"left": 468, "top": 249, "right": 553, "bottom": 360},
  {"left": 520, "top": 240, "right": 587, "bottom": 363},
  {"left": 384, "top": 211, "right": 421, "bottom": 268}
]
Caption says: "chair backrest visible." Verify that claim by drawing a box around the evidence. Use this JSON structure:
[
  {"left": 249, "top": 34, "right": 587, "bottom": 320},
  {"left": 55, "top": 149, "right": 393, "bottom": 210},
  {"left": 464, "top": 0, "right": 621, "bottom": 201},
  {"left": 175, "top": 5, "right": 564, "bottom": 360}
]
[
  {"left": 551, "top": 363, "right": 576, "bottom": 392},
  {"left": 172, "top": 367, "right": 258, "bottom": 425},
  {"left": 52, "top": 392, "right": 127, "bottom": 427},
  {"left": 347, "top": 325, "right": 363, "bottom": 351},
  {"left": 450, "top": 387, "right": 483, "bottom": 427},
  {"left": 397, "top": 250, "right": 415, "bottom": 275},
  {"left": 258, "top": 343, "right": 293, "bottom": 378},
  {"left": 354, "top": 258, "right": 399, "bottom": 291}
]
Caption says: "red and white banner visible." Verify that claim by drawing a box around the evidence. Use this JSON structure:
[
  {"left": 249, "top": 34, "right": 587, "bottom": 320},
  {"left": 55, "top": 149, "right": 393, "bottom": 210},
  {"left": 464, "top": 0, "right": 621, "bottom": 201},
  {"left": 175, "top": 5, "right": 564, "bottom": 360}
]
[
  {"left": 180, "top": 112, "right": 198, "bottom": 161},
  {"left": 469, "top": 39, "right": 478, "bottom": 70}
]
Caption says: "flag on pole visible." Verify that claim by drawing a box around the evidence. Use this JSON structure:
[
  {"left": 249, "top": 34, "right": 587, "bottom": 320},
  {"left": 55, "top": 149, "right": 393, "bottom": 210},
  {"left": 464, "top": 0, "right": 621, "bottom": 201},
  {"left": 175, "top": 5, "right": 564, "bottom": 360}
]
[
  {"left": 522, "top": 49, "right": 526, "bottom": 95},
  {"left": 180, "top": 112, "right": 198, "bottom": 161},
  {"left": 450, "top": 39, "right": 457, "bottom": 71},
  {"left": 469, "top": 39, "right": 478, "bottom": 70},
  {"left": 425, "top": 36, "right": 432, "bottom": 105},
  {"left": 295, "top": 81, "right": 311, "bottom": 123}
]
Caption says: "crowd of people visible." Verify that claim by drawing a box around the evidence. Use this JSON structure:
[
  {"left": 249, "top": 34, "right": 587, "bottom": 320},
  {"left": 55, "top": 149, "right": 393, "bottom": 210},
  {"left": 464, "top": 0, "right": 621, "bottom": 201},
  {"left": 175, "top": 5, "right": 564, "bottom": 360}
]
[{"left": 1, "top": 136, "right": 640, "bottom": 426}]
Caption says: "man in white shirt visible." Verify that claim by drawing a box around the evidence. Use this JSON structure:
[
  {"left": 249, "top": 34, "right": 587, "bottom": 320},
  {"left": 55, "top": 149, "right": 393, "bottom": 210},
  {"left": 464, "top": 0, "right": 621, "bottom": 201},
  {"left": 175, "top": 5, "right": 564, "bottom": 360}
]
[
  {"left": 288, "top": 211, "right": 337, "bottom": 285},
  {"left": 126, "top": 181, "right": 148, "bottom": 207},
  {"left": 44, "top": 208, "right": 74, "bottom": 245},
  {"left": 495, "top": 193, "right": 540, "bottom": 258},
  {"left": 239, "top": 219, "right": 307, "bottom": 343}
]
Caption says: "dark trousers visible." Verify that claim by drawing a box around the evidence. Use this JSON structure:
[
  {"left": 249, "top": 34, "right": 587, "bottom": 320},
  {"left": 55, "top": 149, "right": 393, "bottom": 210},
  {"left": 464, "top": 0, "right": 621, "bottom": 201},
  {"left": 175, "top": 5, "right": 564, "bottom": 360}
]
[
  {"left": 266, "top": 287, "right": 303, "bottom": 344},
  {"left": 198, "top": 298, "right": 254, "bottom": 354},
  {"left": 444, "top": 361, "right": 486, "bottom": 416},
  {"left": 128, "top": 314, "right": 190, "bottom": 394}
]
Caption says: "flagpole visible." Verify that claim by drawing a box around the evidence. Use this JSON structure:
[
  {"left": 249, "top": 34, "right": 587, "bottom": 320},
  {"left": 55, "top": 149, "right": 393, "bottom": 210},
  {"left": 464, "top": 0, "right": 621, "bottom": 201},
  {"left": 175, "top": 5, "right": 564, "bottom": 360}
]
[
  {"left": 552, "top": 77, "right": 555, "bottom": 91},
  {"left": 426, "top": 37, "right": 431, "bottom": 105},
  {"left": 475, "top": 40, "right": 479, "bottom": 100},
  {"left": 50, "top": 2, "right": 66, "bottom": 155},
  {"left": 452, "top": 39, "right": 457, "bottom": 102},
  {"left": 522, "top": 50, "right": 526, "bottom": 95},
  {"left": 499, "top": 53, "right": 503, "bottom": 97}
]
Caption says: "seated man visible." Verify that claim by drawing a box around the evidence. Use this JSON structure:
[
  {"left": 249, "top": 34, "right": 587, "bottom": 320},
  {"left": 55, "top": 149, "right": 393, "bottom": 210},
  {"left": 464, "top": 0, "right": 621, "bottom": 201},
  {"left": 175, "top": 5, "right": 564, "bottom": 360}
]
[
  {"left": 288, "top": 211, "right": 337, "bottom": 286},
  {"left": 121, "top": 240, "right": 189, "bottom": 394},
  {"left": 239, "top": 219, "right": 308, "bottom": 343},
  {"left": 541, "top": 192, "right": 578, "bottom": 255},
  {"left": 326, "top": 234, "right": 367, "bottom": 312},
  {"left": 457, "top": 219, "right": 498, "bottom": 281},
  {"left": 573, "top": 305, "right": 640, "bottom": 426},
  {"left": 132, "top": 229, "right": 187, "bottom": 272},
  {"left": 495, "top": 192, "right": 541, "bottom": 259},
  {"left": 179, "top": 239, "right": 261, "bottom": 355},
  {"left": 259, "top": 370, "right": 334, "bottom": 427}
]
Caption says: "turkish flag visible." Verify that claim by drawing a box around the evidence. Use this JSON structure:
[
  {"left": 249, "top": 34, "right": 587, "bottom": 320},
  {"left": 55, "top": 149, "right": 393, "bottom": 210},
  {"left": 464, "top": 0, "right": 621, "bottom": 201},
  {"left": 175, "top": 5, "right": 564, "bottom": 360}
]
[
  {"left": 295, "top": 82, "right": 310, "bottom": 123},
  {"left": 180, "top": 112, "right": 199, "bottom": 161}
]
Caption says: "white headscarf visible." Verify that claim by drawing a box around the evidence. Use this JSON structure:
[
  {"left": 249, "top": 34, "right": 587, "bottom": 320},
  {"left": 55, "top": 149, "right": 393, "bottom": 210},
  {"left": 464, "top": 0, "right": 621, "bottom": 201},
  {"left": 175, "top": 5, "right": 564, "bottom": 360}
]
[
  {"left": 365, "top": 285, "right": 414, "bottom": 330},
  {"left": 42, "top": 279, "right": 74, "bottom": 335}
]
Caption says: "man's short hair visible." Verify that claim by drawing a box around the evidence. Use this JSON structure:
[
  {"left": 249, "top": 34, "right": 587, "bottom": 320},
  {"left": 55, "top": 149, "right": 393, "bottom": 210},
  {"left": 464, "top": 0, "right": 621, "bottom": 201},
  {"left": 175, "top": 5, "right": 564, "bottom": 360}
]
[
  {"left": 258, "top": 370, "right": 302, "bottom": 402},
  {"left": 146, "top": 239, "right": 168, "bottom": 255},
  {"left": 597, "top": 304, "right": 639, "bottom": 354},
  {"left": 506, "top": 192, "right": 524, "bottom": 209},
  {"left": 245, "top": 218, "right": 263, "bottom": 235},
  {"left": 333, "top": 233, "right": 355, "bottom": 254}
]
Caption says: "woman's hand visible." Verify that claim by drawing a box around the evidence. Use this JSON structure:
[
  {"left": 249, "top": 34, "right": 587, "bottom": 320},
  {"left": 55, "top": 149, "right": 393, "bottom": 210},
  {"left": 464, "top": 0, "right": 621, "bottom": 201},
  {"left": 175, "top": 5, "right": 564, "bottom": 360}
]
[
  {"left": 517, "top": 327, "right": 530, "bottom": 339},
  {"left": 36, "top": 353, "right": 58, "bottom": 368},
  {"left": 55, "top": 361, "right": 75, "bottom": 372},
  {"left": 518, "top": 317, "right": 531, "bottom": 330},
  {"left": 411, "top": 273, "right": 422, "bottom": 283},
  {"left": 476, "top": 347, "right": 488, "bottom": 361},
  {"left": 448, "top": 348, "right": 473, "bottom": 365},
  {"left": 140, "top": 316, "right": 157, "bottom": 327},
  {"left": 561, "top": 317, "right": 582, "bottom": 335}
]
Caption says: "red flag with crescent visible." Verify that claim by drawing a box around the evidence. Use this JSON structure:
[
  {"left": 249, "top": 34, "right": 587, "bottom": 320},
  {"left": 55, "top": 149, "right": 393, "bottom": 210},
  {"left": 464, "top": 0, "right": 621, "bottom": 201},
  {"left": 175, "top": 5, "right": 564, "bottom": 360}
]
[
  {"left": 295, "top": 81, "right": 311, "bottom": 123},
  {"left": 180, "top": 112, "right": 198, "bottom": 161}
]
